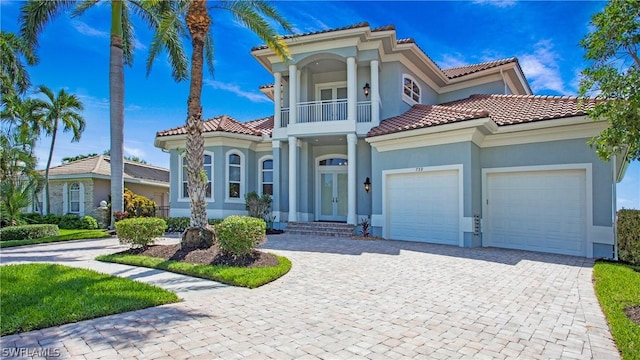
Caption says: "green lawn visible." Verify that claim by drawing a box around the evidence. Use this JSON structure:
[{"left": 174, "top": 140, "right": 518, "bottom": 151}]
[
  {"left": 97, "top": 253, "right": 291, "bottom": 289},
  {"left": 593, "top": 261, "right": 640, "bottom": 360},
  {"left": 0, "top": 263, "right": 179, "bottom": 336},
  {"left": 0, "top": 229, "right": 110, "bottom": 248}
]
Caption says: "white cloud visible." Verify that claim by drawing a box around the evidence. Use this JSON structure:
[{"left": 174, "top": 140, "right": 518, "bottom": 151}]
[
  {"left": 124, "top": 144, "right": 146, "bottom": 159},
  {"left": 204, "top": 79, "right": 270, "bottom": 103},
  {"left": 71, "top": 20, "right": 108, "bottom": 38},
  {"left": 438, "top": 54, "right": 468, "bottom": 69},
  {"left": 519, "top": 40, "right": 567, "bottom": 94},
  {"left": 472, "top": 0, "right": 517, "bottom": 8}
]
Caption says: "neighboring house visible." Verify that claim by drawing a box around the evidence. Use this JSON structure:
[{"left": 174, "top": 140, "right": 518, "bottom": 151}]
[
  {"left": 155, "top": 23, "right": 628, "bottom": 258},
  {"left": 34, "top": 155, "right": 169, "bottom": 217}
]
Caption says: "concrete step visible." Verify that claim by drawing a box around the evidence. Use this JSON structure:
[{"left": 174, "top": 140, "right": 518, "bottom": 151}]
[{"left": 286, "top": 222, "right": 354, "bottom": 237}]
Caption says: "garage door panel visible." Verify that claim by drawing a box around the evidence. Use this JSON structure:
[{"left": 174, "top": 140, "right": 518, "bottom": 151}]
[
  {"left": 387, "top": 170, "right": 459, "bottom": 245},
  {"left": 486, "top": 169, "right": 586, "bottom": 256}
]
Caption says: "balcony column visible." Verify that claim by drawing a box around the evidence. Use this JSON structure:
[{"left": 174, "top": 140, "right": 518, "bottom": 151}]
[
  {"left": 274, "top": 72, "right": 281, "bottom": 128},
  {"left": 347, "top": 56, "right": 356, "bottom": 121},
  {"left": 347, "top": 133, "right": 357, "bottom": 225},
  {"left": 370, "top": 60, "right": 380, "bottom": 125},
  {"left": 288, "top": 136, "right": 298, "bottom": 222},
  {"left": 288, "top": 64, "right": 297, "bottom": 125},
  {"left": 272, "top": 140, "right": 281, "bottom": 217}
]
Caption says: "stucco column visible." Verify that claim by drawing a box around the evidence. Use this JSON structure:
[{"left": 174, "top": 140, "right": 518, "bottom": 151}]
[
  {"left": 370, "top": 59, "right": 380, "bottom": 125},
  {"left": 347, "top": 133, "right": 357, "bottom": 225},
  {"left": 347, "top": 56, "right": 356, "bottom": 121},
  {"left": 272, "top": 140, "right": 281, "bottom": 216},
  {"left": 288, "top": 64, "right": 297, "bottom": 125},
  {"left": 288, "top": 136, "right": 298, "bottom": 222},
  {"left": 274, "top": 72, "right": 282, "bottom": 128}
]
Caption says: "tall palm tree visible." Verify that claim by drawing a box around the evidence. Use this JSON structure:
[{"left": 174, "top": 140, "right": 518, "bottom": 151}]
[
  {"left": 180, "top": 0, "right": 292, "bottom": 247},
  {"left": 0, "top": 93, "right": 46, "bottom": 157},
  {"left": 20, "top": 0, "right": 188, "bottom": 223},
  {"left": 37, "top": 85, "right": 85, "bottom": 214},
  {"left": 0, "top": 30, "right": 38, "bottom": 100}
]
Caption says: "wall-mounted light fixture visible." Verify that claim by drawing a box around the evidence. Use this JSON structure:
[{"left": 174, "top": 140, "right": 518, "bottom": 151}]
[
  {"left": 363, "top": 177, "right": 371, "bottom": 193},
  {"left": 363, "top": 83, "right": 370, "bottom": 98}
]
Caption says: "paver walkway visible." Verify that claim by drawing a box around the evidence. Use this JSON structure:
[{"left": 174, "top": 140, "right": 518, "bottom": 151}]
[{"left": 0, "top": 235, "right": 619, "bottom": 359}]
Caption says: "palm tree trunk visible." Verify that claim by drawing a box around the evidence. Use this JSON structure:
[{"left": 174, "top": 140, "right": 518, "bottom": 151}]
[
  {"left": 109, "top": 0, "right": 125, "bottom": 227},
  {"left": 44, "top": 121, "right": 58, "bottom": 215}
]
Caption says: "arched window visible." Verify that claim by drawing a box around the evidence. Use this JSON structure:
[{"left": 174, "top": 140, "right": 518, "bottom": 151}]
[
  {"left": 180, "top": 152, "right": 213, "bottom": 200},
  {"left": 69, "top": 183, "right": 80, "bottom": 213},
  {"left": 260, "top": 157, "right": 273, "bottom": 195},
  {"left": 226, "top": 150, "right": 245, "bottom": 202},
  {"left": 402, "top": 74, "right": 421, "bottom": 105}
]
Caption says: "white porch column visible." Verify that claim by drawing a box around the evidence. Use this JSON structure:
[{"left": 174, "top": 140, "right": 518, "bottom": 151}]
[
  {"left": 274, "top": 72, "right": 281, "bottom": 128},
  {"left": 347, "top": 133, "right": 357, "bottom": 225},
  {"left": 272, "top": 140, "right": 281, "bottom": 217},
  {"left": 347, "top": 56, "right": 356, "bottom": 121},
  {"left": 288, "top": 64, "right": 297, "bottom": 125},
  {"left": 288, "top": 136, "right": 298, "bottom": 222},
  {"left": 370, "top": 60, "right": 380, "bottom": 125}
]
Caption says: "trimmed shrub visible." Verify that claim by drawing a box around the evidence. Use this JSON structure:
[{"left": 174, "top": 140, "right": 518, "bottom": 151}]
[
  {"left": 20, "top": 213, "right": 43, "bottom": 224},
  {"left": 618, "top": 209, "right": 640, "bottom": 265},
  {"left": 58, "top": 214, "right": 82, "bottom": 229},
  {"left": 124, "top": 188, "right": 157, "bottom": 217},
  {"left": 81, "top": 216, "right": 99, "bottom": 230},
  {"left": 115, "top": 217, "right": 167, "bottom": 248},
  {"left": 167, "top": 217, "right": 190, "bottom": 232},
  {"left": 0, "top": 224, "right": 59, "bottom": 241},
  {"left": 42, "top": 214, "right": 61, "bottom": 226},
  {"left": 215, "top": 215, "right": 266, "bottom": 258},
  {"left": 208, "top": 218, "right": 223, "bottom": 226}
]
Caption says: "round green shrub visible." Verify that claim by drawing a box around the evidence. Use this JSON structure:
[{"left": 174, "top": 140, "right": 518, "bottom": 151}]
[
  {"left": 81, "top": 216, "right": 99, "bottom": 230},
  {"left": 115, "top": 217, "right": 167, "bottom": 248},
  {"left": 215, "top": 215, "right": 266, "bottom": 258},
  {"left": 0, "top": 224, "right": 59, "bottom": 241},
  {"left": 59, "top": 214, "right": 82, "bottom": 229}
]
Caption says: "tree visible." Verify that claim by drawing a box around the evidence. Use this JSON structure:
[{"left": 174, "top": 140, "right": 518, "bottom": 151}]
[
  {"left": 20, "top": 0, "right": 188, "bottom": 223},
  {"left": 0, "top": 93, "right": 46, "bottom": 157},
  {"left": 0, "top": 30, "right": 38, "bottom": 100},
  {"left": 579, "top": 0, "right": 640, "bottom": 161},
  {"left": 37, "top": 85, "right": 85, "bottom": 214},
  {"left": 179, "top": 0, "right": 291, "bottom": 248},
  {"left": 61, "top": 153, "right": 99, "bottom": 163}
]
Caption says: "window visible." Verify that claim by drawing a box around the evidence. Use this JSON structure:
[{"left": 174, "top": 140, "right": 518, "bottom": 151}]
[
  {"left": 181, "top": 152, "right": 213, "bottom": 200},
  {"left": 69, "top": 183, "right": 80, "bottom": 213},
  {"left": 260, "top": 157, "right": 273, "bottom": 195},
  {"left": 402, "top": 74, "right": 421, "bottom": 104},
  {"left": 226, "top": 150, "right": 244, "bottom": 201}
]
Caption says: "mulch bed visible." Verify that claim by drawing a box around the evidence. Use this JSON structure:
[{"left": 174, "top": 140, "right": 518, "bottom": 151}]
[
  {"left": 123, "top": 244, "right": 280, "bottom": 268},
  {"left": 624, "top": 305, "right": 640, "bottom": 325}
]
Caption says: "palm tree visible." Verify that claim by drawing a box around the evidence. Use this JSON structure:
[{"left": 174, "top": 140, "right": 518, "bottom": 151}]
[
  {"left": 0, "top": 93, "right": 46, "bottom": 157},
  {"left": 180, "top": 0, "right": 292, "bottom": 247},
  {"left": 37, "top": 85, "right": 85, "bottom": 214},
  {"left": 20, "top": 0, "right": 188, "bottom": 223},
  {"left": 0, "top": 30, "right": 38, "bottom": 100}
]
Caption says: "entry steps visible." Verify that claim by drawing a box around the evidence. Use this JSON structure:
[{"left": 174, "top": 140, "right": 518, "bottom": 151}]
[{"left": 286, "top": 222, "right": 354, "bottom": 237}]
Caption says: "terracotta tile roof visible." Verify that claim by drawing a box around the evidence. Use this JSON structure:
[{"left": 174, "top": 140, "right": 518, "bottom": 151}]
[
  {"left": 244, "top": 116, "right": 274, "bottom": 137},
  {"left": 368, "top": 94, "right": 598, "bottom": 137},
  {"left": 45, "top": 155, "right": 169, "bottom": 184},
  {"left": 156, "top": 115, "right": 262, "bottom": 137},
  {"left": 441, "top": 58, "right": 519, "bottom": 79}
]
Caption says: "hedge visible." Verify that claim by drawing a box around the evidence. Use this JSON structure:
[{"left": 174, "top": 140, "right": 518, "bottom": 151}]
[
  {"left": 0, "top": 224, "right": 59, "bottom": 241},
  {"left": 115, "top": 217, "right": 167, "bottom": 248},
  {"left": 215, "top": 216, "right": 266, "bottom": 257},
  {"left": 618, "top": 209, "right": 640, "bottom": 265},
  {"left": 166, "top": 217, "right": 223, "bottom": 233}
]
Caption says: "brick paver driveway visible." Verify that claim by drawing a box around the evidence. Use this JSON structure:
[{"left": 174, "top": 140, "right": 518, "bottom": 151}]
[{"left": 0, "top": 235, "right": 619, "bottom": 359}]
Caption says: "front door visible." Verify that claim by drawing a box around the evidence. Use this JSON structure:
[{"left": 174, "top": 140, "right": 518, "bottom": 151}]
[{"left": 316, "top": 157, "right": 348, "bottom": 222}]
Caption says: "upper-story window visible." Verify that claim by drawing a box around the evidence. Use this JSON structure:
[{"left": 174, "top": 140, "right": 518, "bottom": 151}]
[
  {"left": 69, "top": 183, "right": 80, "bottom": 213},
  {"left": 181, "top": 152, "right": 213, "bottom": 200},
  {"left": 259, "top": 157, "right": 273, "bottom": 196},
  {"left": 402, "top": 74, "right": 421, "bottom": 105},
  {"left": 226, "top": 150, "right": 245, "bottom": 202}
]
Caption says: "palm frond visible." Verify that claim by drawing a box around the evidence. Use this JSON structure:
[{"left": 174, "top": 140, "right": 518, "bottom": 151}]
[
  {"left": 71, "top": 0, "right": 100, "bottom": 18},
  {"left": 19, "top": 0, "right": 76, "bottom": 47},
  {"left": 144, "top": 1, "right": 189, "bottom": 81},
  {"left": 120, "top": 2, "right": 135, "bottom": 66}
]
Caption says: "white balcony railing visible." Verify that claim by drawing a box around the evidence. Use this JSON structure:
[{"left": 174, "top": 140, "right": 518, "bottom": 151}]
[{"left": 280, "top": 100, "right": 373, "bottom": 127}]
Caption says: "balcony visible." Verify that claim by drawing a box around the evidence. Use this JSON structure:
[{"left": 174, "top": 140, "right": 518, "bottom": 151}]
[{"left": 280, "top": 100, "right": 374, "bottom": 127}]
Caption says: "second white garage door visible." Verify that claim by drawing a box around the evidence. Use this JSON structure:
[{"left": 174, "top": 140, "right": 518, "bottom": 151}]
[
  {"left": 386, "top": 169, "right": 460, "bottom": 245},
  {"left": 484, "top": 169, "right": 587, "bottom": 256}
]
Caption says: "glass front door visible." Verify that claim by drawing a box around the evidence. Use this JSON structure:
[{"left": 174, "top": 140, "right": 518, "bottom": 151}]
[{"left": 317, "top": 170, "right": 348, "bottom": 222}]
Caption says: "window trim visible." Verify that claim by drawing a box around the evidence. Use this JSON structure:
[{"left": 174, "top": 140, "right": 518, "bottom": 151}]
[
  {"left": 69, "top": 182, "right": 81, "bottom": 214},
  {"left": 258, "top": 155, "right": 274, "bottom": 196},
  {"left": 178, "top": 150, "right": 214, "bottom": 203},
  {"left": 225, "top": 149, "right": 245, "bottom": 203},
  {"left": 402, "top": 74, "right": 421, "bottom": 105}
]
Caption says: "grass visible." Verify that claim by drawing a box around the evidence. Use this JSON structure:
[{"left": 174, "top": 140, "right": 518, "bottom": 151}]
[
  {"left": 593, "top": 261, "right": 640, "bottom": 360},
  {"left": 96, "top": 253, "right": 292, "bottom": 289},
  {"left": 0, "top": 229, "right": 110, "bottom": 248},
  {"left": 0, "top": 263, "right": 179, "bottom": 336}
]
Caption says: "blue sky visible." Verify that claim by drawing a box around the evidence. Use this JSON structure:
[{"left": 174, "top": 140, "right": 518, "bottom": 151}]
[{"left": 1, "top": 0, "right": 638, "bottom": 209}]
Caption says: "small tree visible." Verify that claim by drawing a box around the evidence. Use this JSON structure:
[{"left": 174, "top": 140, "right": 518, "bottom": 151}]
[{"left": 245, "top": 191, "right": 272, "bottom": 220}]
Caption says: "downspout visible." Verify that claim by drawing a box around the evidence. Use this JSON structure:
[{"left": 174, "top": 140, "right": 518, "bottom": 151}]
[{"left": 612, "top": 152, "right": 618, "bottom": 260}]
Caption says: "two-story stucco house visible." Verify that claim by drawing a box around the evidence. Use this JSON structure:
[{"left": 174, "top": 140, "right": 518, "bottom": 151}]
[{"left": 155, "top": 23, "right": 626, "bottom": 258}]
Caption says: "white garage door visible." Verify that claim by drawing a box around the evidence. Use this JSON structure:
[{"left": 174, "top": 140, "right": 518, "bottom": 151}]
[
  {"left": 485, "top": 169, "right": 586, "bottom": 256},
  {"left": 386, "top": 170, "right": 459, "bottom": 245}
]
